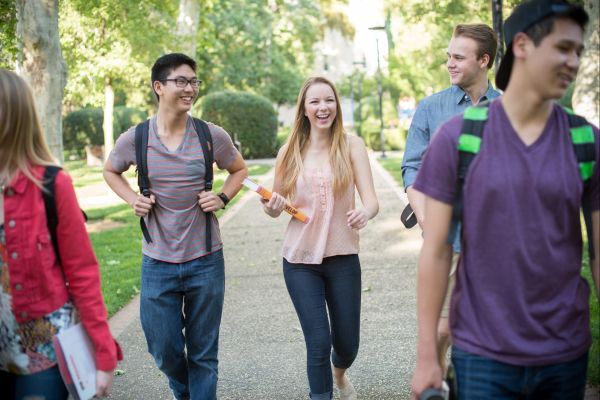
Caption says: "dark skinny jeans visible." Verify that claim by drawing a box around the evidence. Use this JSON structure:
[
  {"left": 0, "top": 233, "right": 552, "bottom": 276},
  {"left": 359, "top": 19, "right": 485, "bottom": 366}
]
[{"left": 283, "top": 254, "right": 361, "bottom": 400}]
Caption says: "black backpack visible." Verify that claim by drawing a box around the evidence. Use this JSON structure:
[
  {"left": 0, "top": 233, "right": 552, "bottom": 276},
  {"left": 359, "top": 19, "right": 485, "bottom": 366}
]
[
  {"left": 134, "top": 118, "right": 214, "bottom": 251},
  {"left": 42, "top": 166, "right": 88, "bottom": 266},
  {"left": 449, "top": 102, "right": 597, "bottom": 259}
]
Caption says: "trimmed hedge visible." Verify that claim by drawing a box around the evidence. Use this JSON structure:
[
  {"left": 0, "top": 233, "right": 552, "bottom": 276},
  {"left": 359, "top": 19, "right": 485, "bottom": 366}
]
[
  {"left": 558, "top": 83, "right": 574, "bottom": 110},
  {"left": 114, "top": 106, "right": 147, "bottom": 134},
  {"left": 63, "top": 106, "right": 147, "bottom": 157},
  {"left": 197, "top": 90, "right": 278, "bottom": 159},
  {"left": 63, "top": 107, "right": 104, "bottom": 155}
]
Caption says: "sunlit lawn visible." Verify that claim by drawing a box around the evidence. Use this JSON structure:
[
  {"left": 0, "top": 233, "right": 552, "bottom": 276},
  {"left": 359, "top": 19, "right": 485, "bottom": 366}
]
[
  {"left": 582, "top": 257, "right": 599, "bottom": 385},
  {"left": 377, "top": 156, "right": 599, "bottom": 386},
  {"left": 377, "top": 154, "right": 404, "bottom": 187},
  {"left": 82, "top": 163, "right": 272, "bottom": 316},
  {"left": 64, "top": 160, "right": 136, "bottom": 188}
]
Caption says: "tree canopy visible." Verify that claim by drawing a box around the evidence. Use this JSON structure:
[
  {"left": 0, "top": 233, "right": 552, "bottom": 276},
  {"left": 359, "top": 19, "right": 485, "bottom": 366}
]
[
  {"left": 195, "top": 0, "right": 352, "bottom": 105},
  {"left": 2, "top": 0, "right": 597, "bottom": 157},
  {"left": 1, "top": 0, "right": 348, "bottom": 112},
  {"left": 59, "top": 0, "right": 177, "bottom": 111},
  {"left": 0, "top": 0, "right": 17, "bottom": 68},
  {"left": 383, "top": 0, "right": 522, "bottom": 103}
]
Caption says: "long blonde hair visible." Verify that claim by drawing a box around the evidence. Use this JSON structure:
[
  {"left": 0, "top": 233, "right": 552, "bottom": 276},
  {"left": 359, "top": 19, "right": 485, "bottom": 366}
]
[
  {"left": 278, "top": 76, "right": 352, "bottom": 199},
  {"left": 0, "top": 68, "right": 56, "bottom": 187}
]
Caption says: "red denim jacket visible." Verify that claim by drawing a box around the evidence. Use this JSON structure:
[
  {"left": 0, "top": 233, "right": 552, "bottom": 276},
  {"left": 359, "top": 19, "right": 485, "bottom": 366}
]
[{"left": 3, "top": 166, "right": 122, "bottom": 371}]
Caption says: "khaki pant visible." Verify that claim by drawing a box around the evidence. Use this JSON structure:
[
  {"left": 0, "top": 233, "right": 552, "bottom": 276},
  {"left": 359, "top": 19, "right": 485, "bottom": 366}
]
[{"left": 440, "top": 253, "right": 459, "bottom": 318}]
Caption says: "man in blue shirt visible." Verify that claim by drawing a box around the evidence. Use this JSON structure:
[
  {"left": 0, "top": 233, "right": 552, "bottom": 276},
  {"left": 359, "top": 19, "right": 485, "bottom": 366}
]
[{"left": 401, "top": 23, "right": 501, "bottom": 373}]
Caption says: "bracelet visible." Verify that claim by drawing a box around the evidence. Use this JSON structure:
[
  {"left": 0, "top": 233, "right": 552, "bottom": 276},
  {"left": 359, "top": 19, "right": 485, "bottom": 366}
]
[{"left": 217, "top": 192, "right": 230, "bottom": 208}]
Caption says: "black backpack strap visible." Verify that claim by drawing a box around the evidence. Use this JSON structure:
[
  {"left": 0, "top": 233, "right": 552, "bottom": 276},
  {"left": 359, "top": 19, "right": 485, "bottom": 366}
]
[
  {"left": 401, "top": 203, "right": 418, "bottom": 229},
  {"left": 42, "top": 166, "right": 63, "bottom": 265},
  {"left": 449, "top": 102, "right": 491, "bottom": 244},
  {"left": 192, "top": 118, "right": 214, "bottom": 252},
  {"left": 135, "top": 120, "right": 153, "bottom": 244},
  {"left": 564, "top": 108, "right": 597, "bottom": 260}
]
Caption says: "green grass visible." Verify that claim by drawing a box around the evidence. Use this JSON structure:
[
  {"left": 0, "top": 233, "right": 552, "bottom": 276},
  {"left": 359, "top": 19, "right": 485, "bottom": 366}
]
[
  {"left": 377, "top": 156, "right": 599, "bottom": 386},
  {"left": 91, "top": 221, "right": 142, "bottom": 316},
  {"left": 64, "top": 160, "right": 136, "bottom": 188},
  {"left": 86, "top": 165, "right": 271, "bottom": 316},
  {"left": 377, "top": 155, "right": 404, "bottom": 187},
  {"left": 65, "top": 160, "right": 269, "bottom": 189},
  {"left": 582, "top": 251, "right": 599, "bottom": 385},
  {"left": 247, "top": 163, "right": 271, "bottom": 177}
]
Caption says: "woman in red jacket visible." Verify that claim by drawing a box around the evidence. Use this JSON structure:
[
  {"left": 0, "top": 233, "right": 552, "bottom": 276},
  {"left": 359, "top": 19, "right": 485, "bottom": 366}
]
[{"left": 0, "top": 68, "right": 122, "bottom": 399}]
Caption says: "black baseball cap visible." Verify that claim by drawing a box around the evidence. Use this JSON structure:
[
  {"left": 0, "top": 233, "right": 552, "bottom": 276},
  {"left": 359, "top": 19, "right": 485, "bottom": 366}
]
[{"left": 495, "top": 0, "right": 588, "bottom": 91}]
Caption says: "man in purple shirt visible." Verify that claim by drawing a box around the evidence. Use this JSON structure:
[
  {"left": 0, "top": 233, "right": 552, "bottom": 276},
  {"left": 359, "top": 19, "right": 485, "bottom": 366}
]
[
  {"left": 411, "top": 1, "right": 599, "bottom": 399},
  {"left": 104, "top": 53, "right": 247, "bottom": 400}
]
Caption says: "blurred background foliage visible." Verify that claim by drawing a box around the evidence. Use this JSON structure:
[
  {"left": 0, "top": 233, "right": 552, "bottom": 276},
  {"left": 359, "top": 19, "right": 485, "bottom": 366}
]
[{"left": 0, "top": 0, "right": 594, "bottom": 157}]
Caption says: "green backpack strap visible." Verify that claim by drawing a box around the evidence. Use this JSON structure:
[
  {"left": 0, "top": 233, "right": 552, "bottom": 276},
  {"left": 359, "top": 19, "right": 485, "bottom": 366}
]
[
  {"left": 563, "top": 107, "right": 596, "bottom": 260},
  {"left": 451, "top": 104, "right": 597, "bottom": 259},
  {"left": 448, "top": 102, "right": 490, "bottom": 243},
  {"left": 563, "top": 107, "right": 596, "bottom": 180}
]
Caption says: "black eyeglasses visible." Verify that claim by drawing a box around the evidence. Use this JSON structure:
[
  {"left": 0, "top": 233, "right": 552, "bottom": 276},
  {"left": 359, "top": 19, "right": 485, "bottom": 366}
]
[{"left": 161, "top": 77, "right": 202, "bottom": 88}]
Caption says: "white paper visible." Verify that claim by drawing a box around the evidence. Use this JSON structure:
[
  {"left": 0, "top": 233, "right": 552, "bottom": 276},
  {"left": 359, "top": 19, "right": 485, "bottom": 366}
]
[
  {"left": 242, "top": 177, "right": 260, "bottom": 191},
  {"left": 54, "top": 323, "right": 96, "bottom": 400}
]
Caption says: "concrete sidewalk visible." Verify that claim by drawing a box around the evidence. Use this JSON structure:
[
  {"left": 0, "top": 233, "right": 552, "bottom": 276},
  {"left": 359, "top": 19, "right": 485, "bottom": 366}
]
[
  {"left": 107, "top": 154, "right": 422, "bottom": 399},
  {"left": 76, "top": 154, "right": 599, "bottom": 399}
]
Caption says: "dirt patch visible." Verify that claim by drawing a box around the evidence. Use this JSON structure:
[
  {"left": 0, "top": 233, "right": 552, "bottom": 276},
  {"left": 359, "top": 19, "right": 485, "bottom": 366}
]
[{"left": 86, "top": 220, "right": 126, "bottom": 233}]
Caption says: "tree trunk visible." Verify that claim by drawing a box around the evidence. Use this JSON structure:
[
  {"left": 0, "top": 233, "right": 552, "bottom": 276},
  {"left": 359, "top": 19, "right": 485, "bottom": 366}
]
[
  {"left": 103, "top": 77, "right": 114, "bottom": 162},
  {"left": 177, "top": 0, "right": 200, "bottom": 56},
  {"left": 573, "top": 0, "right": 599, "bottom": 124},
  {"left": 491, "top": 0, "right": 504, "bottom": 75},
  {"left": 16, "top": 0, "right": 67, "bottom": 164}
]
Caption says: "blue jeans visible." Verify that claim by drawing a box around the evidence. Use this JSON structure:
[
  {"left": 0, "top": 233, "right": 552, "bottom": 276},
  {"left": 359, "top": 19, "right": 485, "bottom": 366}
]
[
  {"left": 0, "top": 366, "right": 69, "bottom": 400},
  {"left": 140, "top": 250, "right": 225, "bottom": 400},
  {"left": 283, "top": 254, "right": 361, "bottom": 400},
  {"left": 451, "top": 346, "right": 588, "bottom": 400}
]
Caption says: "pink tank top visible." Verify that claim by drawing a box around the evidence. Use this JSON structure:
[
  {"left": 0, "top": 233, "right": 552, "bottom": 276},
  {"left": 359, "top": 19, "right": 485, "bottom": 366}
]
[{"left": 282, "top": 165, "right": 359, "bottom": 264}]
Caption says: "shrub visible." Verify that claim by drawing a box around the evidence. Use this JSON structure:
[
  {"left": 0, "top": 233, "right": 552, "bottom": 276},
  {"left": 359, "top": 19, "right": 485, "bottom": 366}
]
[
  {"left": 356, "top": 95, "right": 400, "bottom": 151},
  {"left": 113, "top": 106, "right": 147, "bottom": 134},
  {"left": 63, "top": 106, "right": 147, "bottom": 157},
  {"left": 63, "top": 107, "right": 104, "bottom": 157},
  {"left": 276, "top": 125, "right": 291, "bottom": 150},
  {"left": 558, "top": 83, "right": 574, "bottom": 110},
  {"left": 197, "top": 91, "right": 278, "bottom": 159}
]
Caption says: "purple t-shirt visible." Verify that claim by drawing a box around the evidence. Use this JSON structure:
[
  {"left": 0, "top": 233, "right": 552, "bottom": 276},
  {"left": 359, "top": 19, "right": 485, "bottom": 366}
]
[
  {"left": 414, "top": 100, "right": 599, "bottom": 366},
  {"left": 109, "top": 116, "right": 239, "bottom": 263}
]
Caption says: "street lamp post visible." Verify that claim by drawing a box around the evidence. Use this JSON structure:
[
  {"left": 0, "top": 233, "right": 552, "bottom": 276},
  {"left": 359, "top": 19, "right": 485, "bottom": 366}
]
[
  {"left": 350, "top": 75, "right": 354, "bottom": 130},
  {"left": 369, "top": 25, "right": 386, "bottom": 158},
  {"left": 356, "top": 72, "right": 363, "bottom": 137},
  {"left": 491, "top": 0, "right": 504, "bottom": 75},
  {"left": 352, "top": 56, "right": 366, "bottom": 137}
]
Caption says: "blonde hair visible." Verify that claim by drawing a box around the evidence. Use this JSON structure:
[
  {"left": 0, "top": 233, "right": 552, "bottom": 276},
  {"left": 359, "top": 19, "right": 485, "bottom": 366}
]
[
  {"left": 278, "top": 76, "right": 352, "bottom": 199},
  {"left": 0, "top": 68, "right": 56, "bottom": 187}
]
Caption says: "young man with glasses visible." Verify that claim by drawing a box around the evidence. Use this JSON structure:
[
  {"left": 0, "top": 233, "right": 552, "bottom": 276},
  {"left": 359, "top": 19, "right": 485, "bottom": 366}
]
[
  {"left": 104, "top": 53, "right": 247, "bottom": 400},
  {"left": 411, "top": 1, "right": 598, "bottom": 398}
]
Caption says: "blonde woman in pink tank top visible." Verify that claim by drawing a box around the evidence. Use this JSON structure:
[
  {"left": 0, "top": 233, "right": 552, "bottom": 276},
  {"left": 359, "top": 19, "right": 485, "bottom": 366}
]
[{"left": 261, "top": 77, "right": 379, "bottom": 400}]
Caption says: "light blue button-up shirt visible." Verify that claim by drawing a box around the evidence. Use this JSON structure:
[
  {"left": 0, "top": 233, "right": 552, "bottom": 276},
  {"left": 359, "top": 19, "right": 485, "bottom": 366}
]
[{"left": 401, "top": 83, "right": 500, "bottom": 252}]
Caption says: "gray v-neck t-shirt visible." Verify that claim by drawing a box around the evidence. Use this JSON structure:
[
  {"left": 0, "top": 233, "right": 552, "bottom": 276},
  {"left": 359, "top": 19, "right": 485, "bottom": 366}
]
[{"left": 109, "top": 116, "right": 239, "bottom": 263}]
